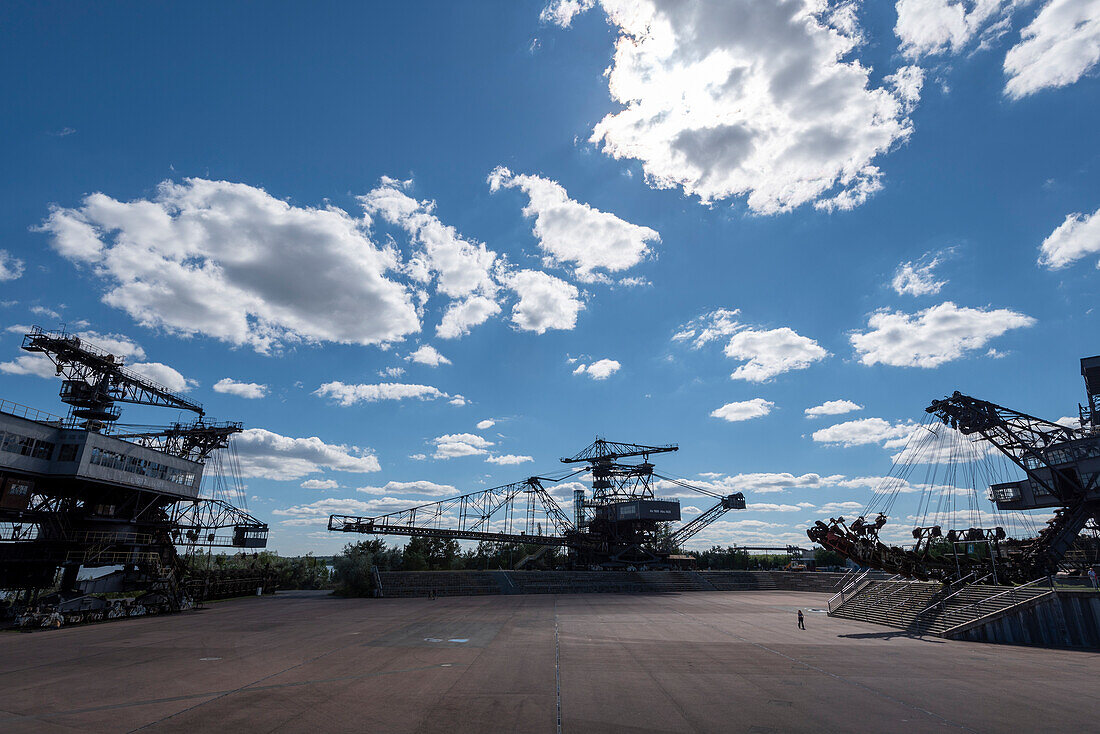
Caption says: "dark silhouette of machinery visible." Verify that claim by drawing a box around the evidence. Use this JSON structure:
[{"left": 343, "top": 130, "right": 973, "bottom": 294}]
[
  {"left": 0, "top": 327, "right": 267, "bottom": 619},
  {"left": 809, "top": 355, "right": 1100, "bottom": 583},
  {"left": 329, "top": 438, "right": 745, "bottom": 568}
]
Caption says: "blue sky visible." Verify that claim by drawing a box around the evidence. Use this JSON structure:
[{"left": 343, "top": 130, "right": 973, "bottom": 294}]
[{"left": 2, "top": 1, "right": 1098, "bottom": 554}]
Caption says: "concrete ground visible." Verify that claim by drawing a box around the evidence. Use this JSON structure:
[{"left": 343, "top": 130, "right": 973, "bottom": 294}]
[{"left": 0, "top": 590, "right": 1097, "bottom": 733}]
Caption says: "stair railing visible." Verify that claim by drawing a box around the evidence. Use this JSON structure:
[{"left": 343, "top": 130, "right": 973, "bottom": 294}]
[{"left": 942, "top": 576, "right": 1052, "bottom": 631}]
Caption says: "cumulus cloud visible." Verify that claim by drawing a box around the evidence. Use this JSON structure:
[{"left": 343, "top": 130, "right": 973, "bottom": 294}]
[
  {"left": 274, "top": 497, "right": 414, "bottom": 524},
  {"left": 406, "top": 344, "right": 451, "bottom": 367},
  {"left": 709, "top": 398, "right": 774, "bottom": 422},
  {"left": 127, "top": 361, "right": 195, "bottom": 392},
  {"left": 37, "top": 179, "right": 419, "bottom": 353},
  {"left": 850, "top": 301, "right": 1035, "bottom": 367},
  {"left": 1004, "top": 0, "right": 1100, "bottom": 99},
  {"left": 0, "top": 354, "right": 57, "bottom": 379},
  {"left": 672, "top": 308, "right": 743, "bottom": 349},
  {"left": 476, "top": 419, "right": 496, "bottom": 430},
  {"left": 724, "top": 327, "right": 828, "bottom": 382},
  {"left": 431, "top": 433, "right": 494, "bottom": 459},
  {"left": 541, "top": 0, "right": 595, "bottom": 27},
  {"left": 1038, "top": 207, "right": 1100, "bottom": 269},
  {"left": 658, "top": 472, "right": 844, "bottom": 495},
  {"left": 301, "top": 478, "right": 339, "bottom": 490},
  {"left": 819, "top": 500, "right": 865, "bottom": 514},
  {"left": 503, "top": 269, "right": 584, "bottom": 333},
  {"left": 892, "top": 253, "right": 947, "bottom": 296},
  {"left": 234, "top": 428, "right": 381, "bottom": 480},
  {"left": 436, "top": 295, "right": 502, "bottom": 339},
  {"left": 812, "top": 417, "right": 914, "bottom": 447},
  {"left": 815, "top": 417, "right": 994, "bottom": 465},
  {"left": 314, "top": 381, "right": 454, "bottom": 406},
  {"left": 548, "top": 0, "right": 921, "bottom": 213},
  {"left": 894, "top": 0, "right": 1017, "bottom": 59},
  {"left": 356, "top": 480, "right": 457, "bottom": 497},
  {"left": 488, "top": 166, "right": 660, "bottom": 283},
  {"left": 214, "top": 377, "right": 268, "bottom": 399},
  {"left": 0, "top": 251, "right": 25, "bottom": 281},
  {"left": 674, "top": 309, "right": 827, "bottom": 381},
  {"left": 360, "top": 182, "right": 500, "bottom": 302},
  {"left": 573, "top": 358, "right": 621, "bottom": 380},
  {"left": 75, "top": 331, "right": 146, "bottom": 360},
  {"left": 486, "top": 454, "right": 535, "bottom": 465},
  {"left": 805, "top": 399, "right": 863, "bottom": 418}
]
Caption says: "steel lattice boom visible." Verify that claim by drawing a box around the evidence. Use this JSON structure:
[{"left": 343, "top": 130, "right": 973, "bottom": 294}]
[{"left": 329, "top": 440, "right": 746, "bottom": 568}]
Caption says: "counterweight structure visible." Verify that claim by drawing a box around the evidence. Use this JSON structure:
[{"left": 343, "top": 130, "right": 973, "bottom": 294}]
[
  {"left": 0, "top": 327, "right": 267, "bottom": 615},
  {"left": 329, "top": 439, "right": 746, "bottom": 568},
  {"left": 809, "top": 355, "right": 1100, "bottom": 583}
]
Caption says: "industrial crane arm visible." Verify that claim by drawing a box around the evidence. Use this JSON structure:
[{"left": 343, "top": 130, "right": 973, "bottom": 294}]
[
  {"left": 667, "top": 493, "right": 746, "bottom": 547},
  {"left": 926, "top": 391, "right": 1086, "bottom": 500},
  {"left": 327, "top": 475, "right": 579, "bottom": 547},
  {"left": 22, "top": 326, "right": 204, "bottom": 428}
]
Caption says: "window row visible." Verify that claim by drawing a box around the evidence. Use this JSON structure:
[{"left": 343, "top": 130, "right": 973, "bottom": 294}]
[
  {"left": 0, "top": 430, "right": 55, "bottom": 460},
  {"left": 89, "top": 447, "right": 195, "bottom": 486}
]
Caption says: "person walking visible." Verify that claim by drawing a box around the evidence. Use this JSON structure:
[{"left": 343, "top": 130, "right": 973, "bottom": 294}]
[
  {"left": 1089, "top": 567, "right": 1098, "bottom": 590},
  {"left": 797, "top": 609, "right": 805, "bottom": 630}
]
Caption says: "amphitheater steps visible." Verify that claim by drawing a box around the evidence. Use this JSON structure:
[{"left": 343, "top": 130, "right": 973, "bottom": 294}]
[{"left": 829, "top": 580, "right": 1055, "bottom": 636}]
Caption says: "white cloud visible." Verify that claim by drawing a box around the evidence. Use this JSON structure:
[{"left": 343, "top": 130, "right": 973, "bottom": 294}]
[
  {"left": 234, "top": 428, "right": 381, "bottom": 480},
  {"left": 76, "top": 331, "right": 146, "bottom": 360},
  {"left": 486, "top": 454, "right": 535, "bottom": 465},
  {"left": 301, "top": 478, "right": 339, "bottom": 490},
  {"left": 379, "top": 366, "right": 406, "bottom": 378},
  {"left": 476, "top": 419, "right": 496, "bottom": 430},
  {"left": 431, "top": 432, "right": 494, "bottom": 459},
  {"left": 504, "top": 269, "right": 584, "bottom": 334},
  {"left": 436, "top": 295, "right": 502, "bottom": 339},
  {"left": 0, "top": 354, "right": 58, "bottom": 379},
  {"left": 747, "top": 502, "right": 807, "bottom": 512},
  {"left": 274, "top": 496, "right": 415, "bottom": 523},
  {"left": 357, "top": 480, "right": 457, "bottom": 497},
  {"left": 214, "top": 377, "right": 268, "bottom": 399},
  {"left": 850, "top": 301, "right": 1035, "bottom": 367},
  {"left": 541, "top": 0, "right": 595, "bottom": 27},
  {"left": 674, "top": 309, "right": 827, "bottom": 381},
  {"left": 1037, "top": 207, "right": 1100, "bottom": 269},
  {"left": 804, "top": 399, "right": 863, "bottom": 418},
  {"left": 314, "top": 381, "right": 454, "bottom": 406},
  {"left": 812, "top": 417, "right": 915, "bottom": 447},
  {"left": 31, "top": 305, "right": 62, "bottom": 320},
  {"left": 0, "top": 251, "right": 25, "bottom": 281},
  {"left": 488, "top": 166, "right": 660, "bottom": 283},
  {"left": 573, "top": 358, "right": 621, "bottom": 380},
  {"left": 361, "top": 183, "right": 499, "bottom": 299},
  {"left": 819, "top": 501, "right": 865, "bottom": 514},
  {"left": 724, "top": 327, "right": 828, "bottom": 381},
  {"left": 894, "top": 0, "right": 1017, "bottom": 59},
  {"left": 37, "top": 179, "right": 419, "bottom": 353},
  {"left": 128, "top": 361, "right": 195, "bottom": 392},
  {"left": 659, "top": 472, "right": 844, "bottom": 495},
  {"left": 673, "top": 308, "right": 742, "bottom": 349},
  {"left": 550, "top": 1, "right": 920, "bottom": 213},
  {"left": 814, "top": 418, "right": 994, "bottom": 465},
  {"left": 1004, "top": 0, "right": 1100, "bottom": 99},
  {"left": 406, "top": 344, "right": 451, "bottom": 367},
  {"left": 892, "top": 254, "right": 947, "bottom": 296},
  {"left": 709, "top": 398, "right": 774, "bottom": 422}
]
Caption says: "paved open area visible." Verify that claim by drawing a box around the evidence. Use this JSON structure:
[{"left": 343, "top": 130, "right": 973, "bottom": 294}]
[{"left": 1, "top": 590, "right": 1097, "bottom": 733}]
